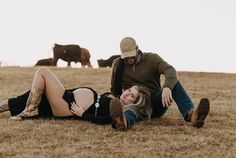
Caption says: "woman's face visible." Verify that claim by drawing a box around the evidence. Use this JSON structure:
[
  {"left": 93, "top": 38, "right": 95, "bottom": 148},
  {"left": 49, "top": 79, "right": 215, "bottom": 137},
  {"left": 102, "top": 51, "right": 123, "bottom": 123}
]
[{"left": 120, "top": 86, "right": 139, "bottom": 106}]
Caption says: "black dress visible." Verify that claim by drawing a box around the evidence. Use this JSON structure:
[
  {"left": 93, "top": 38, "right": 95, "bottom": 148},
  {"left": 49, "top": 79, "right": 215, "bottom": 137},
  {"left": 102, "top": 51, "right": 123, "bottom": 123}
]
[{"left": 8, "top": 87, "right": 114, "bottom": 125}]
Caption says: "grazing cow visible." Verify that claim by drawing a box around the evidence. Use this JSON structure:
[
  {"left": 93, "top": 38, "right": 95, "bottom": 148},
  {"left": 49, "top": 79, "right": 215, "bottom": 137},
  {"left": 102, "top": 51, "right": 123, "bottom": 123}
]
[
  {"left": 97, "top": 55, "right": 120, "bottom": 67},
  {"left": 35, "top": 58, "right": 54, "bottom": 66},
  {"left": 81, "top": 48, "right": 92, "bottom": 67},
  {"left": 52, "top": 43, "right": 86, "bottom": 67}
]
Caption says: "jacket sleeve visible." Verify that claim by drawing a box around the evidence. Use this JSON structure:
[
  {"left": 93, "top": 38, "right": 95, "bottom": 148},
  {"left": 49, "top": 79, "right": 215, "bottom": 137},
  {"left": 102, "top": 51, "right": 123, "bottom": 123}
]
[
  {"left": 111, "top": 57, "right": 124, "bottom": 95},
  {"left": 110, "top": 58, "right": 119, "bottom": 94},
  {"left": 124, "top": 109, "right": 140, "bottom": 129},
  {"left": 152, "top": 54, "right": 177, "bottom": 90}
]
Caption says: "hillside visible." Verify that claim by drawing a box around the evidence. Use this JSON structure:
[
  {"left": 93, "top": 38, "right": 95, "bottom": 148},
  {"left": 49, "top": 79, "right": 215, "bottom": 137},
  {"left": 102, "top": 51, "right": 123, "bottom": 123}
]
[{"left": 0, "top": 67, "right": 235, "bottom": 158}]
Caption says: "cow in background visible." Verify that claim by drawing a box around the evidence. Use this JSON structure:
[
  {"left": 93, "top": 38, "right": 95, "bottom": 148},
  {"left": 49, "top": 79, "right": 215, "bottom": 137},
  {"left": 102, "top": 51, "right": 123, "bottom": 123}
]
[
  {"left": 35, "top": 58, "right": 54, "bottom": 66},
  {"left": 81, "top": 48, "right": 92, "bottom": 67},
  {"left": 97, "top": 55, "right": 120, "bottom": 67},
  {"left": 52, "top": 43, "right": 92, "bottom": 67}
]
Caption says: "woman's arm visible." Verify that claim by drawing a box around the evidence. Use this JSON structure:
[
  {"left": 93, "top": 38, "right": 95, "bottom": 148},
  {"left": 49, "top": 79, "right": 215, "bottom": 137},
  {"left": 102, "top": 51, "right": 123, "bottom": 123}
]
[
  {"left": 70, "top": 102, "right": 84, "bottom": 116},
  {"left": 107, "top": 94, "right": 116, "bottom": 99},
  {"left": 81, "top": 112, "right": 111, "bottom": 125},
  {"left": 70, "top": 102, "right": 111, "bottom": 125}
]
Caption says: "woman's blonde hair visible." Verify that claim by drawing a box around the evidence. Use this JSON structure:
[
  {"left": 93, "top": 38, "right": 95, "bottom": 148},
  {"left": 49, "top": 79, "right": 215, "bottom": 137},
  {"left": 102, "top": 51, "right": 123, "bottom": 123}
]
[{"left": 123, "top": 85, "right": 152, "bottom": 122}]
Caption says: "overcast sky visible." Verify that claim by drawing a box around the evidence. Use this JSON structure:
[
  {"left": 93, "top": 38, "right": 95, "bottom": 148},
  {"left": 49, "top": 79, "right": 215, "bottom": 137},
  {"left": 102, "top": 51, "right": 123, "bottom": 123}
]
[{"left": 0, "top": 0, "right": 235, "bottom": 73}]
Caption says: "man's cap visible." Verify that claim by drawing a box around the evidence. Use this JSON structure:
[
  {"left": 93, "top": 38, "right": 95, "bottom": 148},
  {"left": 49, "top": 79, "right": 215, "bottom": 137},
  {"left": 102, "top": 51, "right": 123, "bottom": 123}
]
[{"left": 120, "top": 37, "right": 137, "bottom": 59}]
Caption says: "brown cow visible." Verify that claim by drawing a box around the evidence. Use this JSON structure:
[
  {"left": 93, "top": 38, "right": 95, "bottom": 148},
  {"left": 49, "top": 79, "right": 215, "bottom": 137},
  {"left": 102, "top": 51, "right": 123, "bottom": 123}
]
[
  {"left": 35, "top": 58, "right": 55, "bottom": 66},
  {"left": 81, "top": 48, "right": 92, "bottom": 67},
  {"left": 52, "top": 43, "right": 91, "bottom": 67},
  {"left": 97, "top": 55, "right": 120, "bottom": 67}
]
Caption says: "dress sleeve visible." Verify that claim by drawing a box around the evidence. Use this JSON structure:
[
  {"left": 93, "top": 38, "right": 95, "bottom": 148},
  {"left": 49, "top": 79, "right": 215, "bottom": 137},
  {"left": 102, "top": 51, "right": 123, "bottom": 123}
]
[{"left": 81, "top": 112, "right": 112, "bottom": 125}]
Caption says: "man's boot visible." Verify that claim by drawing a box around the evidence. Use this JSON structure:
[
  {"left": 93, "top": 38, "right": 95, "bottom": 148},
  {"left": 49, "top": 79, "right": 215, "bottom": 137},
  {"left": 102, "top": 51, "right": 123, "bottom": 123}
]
[
  {"left": 0, "top": 100, "right": 9, "bottom": 113},
  {"left": 109, "top": 98, "right": 127, "bottom": 131},
  {"left": 191, "top": 98, "right": 210, "bottom": 128},
  {"left": 11, "top": 88, "right": 43, "bottom": 120}
]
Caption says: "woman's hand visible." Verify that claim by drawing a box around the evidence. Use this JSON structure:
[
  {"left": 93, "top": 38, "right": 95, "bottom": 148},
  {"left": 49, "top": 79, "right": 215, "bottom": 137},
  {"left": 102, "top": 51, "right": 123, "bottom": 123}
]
[{"left": 70, "top": 102, "right": 85, "bottom": 117}]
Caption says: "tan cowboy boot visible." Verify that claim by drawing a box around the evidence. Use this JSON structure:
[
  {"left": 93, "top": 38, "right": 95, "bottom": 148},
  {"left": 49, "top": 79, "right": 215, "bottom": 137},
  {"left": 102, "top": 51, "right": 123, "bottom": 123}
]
[
  {"left": 109, "top": 98, "right": 127, "bottom": 131},
  {"left": 11, "top": 88, "right": 43, "bottom": 120},
  {"left": 191, "top": 98, "right": 210, "bottom": 128},
  {"left": 0, "top": 100, "right": 9, "bottom": 113}
]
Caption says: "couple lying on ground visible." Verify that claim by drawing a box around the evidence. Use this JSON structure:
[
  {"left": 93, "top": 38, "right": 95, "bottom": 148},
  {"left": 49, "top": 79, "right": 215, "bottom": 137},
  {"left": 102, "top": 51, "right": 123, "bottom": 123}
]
[
  {"left": 0, "top": 37, "right": 210, "bottom": 130},
  {"left": 0, "top": 67, "right": 152, "bottom": 130}
]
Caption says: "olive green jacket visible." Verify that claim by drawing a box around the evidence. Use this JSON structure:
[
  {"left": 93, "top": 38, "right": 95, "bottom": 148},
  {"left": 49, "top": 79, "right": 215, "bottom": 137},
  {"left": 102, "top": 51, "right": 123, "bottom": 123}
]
[{"left": 111, "top": 51, "right": 177, "bottom": 96}]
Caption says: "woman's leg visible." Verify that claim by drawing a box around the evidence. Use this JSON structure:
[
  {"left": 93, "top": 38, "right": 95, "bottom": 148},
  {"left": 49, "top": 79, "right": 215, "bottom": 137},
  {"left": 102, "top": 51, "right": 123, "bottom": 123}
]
[
  {"left": 11, "top": 68, "right": 45, "bottom": 119},
  {"left": 34, "top": 67, "right": 73, "bottom": 116},
  {"left": 12, "top": 67, "right": 72, "bottom": 119}
]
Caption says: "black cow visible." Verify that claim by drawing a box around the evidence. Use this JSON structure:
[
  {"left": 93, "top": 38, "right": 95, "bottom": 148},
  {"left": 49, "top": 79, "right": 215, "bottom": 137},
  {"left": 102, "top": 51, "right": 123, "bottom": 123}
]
[
  {"left": 35, "top": 58, "right": 54, "bottom": 66},
  {"left": 97, "top": 55, "right": 120, "bottom": 67},
  {"left": 53, "top": 43, "right": 87, "bottom": 67}
]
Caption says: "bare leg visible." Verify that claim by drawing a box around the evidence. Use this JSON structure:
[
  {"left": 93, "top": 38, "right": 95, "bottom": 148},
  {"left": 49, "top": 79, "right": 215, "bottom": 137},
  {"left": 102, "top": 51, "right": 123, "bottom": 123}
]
[
  {"left": 11, "top": 67, "right": 45, "bottom": 119},
  {"left": 34, "top": 67, "right": 73, "bottom": 116},
  {"left": 12, "top": 67, "right": 73, "bottom": 120}
]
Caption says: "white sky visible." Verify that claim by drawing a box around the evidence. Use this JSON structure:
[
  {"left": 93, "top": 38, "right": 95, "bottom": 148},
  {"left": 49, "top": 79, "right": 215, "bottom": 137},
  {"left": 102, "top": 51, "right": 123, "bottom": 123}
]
[{"left": 0, "top": 0, "right": 235, "bottom": 73}]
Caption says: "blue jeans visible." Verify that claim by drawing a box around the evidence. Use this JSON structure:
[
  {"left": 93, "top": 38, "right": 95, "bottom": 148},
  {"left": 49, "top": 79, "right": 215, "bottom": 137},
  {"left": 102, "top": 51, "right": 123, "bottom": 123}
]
[
  {"left": 151, "top": 81, "right": 194, "bottom": 119},
  {"left": 124, "top": 81, "right": 194, "bottom": 128}
]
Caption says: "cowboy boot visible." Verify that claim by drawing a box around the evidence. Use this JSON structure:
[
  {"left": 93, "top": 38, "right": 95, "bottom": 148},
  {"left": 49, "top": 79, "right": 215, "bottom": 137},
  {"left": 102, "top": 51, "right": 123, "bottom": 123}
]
[
  {"left": 109, "top": 98, "right": 127, "bottom": 131},
  {"left": 11, "top": 88, "right": 43, "bottom": 120},
  {"left": 0, "top": 100, "right": 9, "bottom": 113},
  {"left": 191, "top": 98, "right": 210, "bottom": 128}
]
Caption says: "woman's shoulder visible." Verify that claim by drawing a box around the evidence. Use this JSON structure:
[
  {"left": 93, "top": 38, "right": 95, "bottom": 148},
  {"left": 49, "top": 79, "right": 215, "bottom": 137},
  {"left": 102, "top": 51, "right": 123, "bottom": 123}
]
[{"left": 102, "top": 92, "right": 117, "bottom": 99}]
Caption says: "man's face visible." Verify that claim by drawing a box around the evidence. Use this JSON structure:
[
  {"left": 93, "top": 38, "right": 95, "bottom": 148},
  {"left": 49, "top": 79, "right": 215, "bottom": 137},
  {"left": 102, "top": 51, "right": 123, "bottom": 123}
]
[{"left": 124, "top": 56, "right": 136, "bottom": 65}]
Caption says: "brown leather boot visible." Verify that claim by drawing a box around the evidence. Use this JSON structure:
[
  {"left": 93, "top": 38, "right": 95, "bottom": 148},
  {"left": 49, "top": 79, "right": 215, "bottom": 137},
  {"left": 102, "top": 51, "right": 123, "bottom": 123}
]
[
  {"left": 191, "top": 98, "right": 210, "bottom": 128},
  {"left": 109, "top": 98, "right": 127, "bottom": 131},
  {"left": 0, "top": 100, "right": 9, "bottom": 113},
  {"left": 11, "top": 88, "right": 43, "bottom": 120}
]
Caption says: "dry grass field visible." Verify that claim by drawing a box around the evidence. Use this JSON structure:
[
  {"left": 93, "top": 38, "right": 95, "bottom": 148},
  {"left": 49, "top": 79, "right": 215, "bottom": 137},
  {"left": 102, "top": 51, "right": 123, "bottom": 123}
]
[{"left": 0, "top": 67, "right": 235, "bottom": 158}]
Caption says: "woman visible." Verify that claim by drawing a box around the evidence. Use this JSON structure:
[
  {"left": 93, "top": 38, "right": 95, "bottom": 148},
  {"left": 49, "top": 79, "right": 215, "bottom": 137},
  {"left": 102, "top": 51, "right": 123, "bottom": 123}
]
[{"left": 0, "top": 67, "right": 152, "bottom": 130}]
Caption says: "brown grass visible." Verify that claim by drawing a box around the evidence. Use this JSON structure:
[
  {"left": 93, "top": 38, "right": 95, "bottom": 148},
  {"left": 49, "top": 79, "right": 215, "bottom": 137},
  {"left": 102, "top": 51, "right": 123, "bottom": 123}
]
[{"left": 0, "top": 67, "right": 235, "bottom": 158}]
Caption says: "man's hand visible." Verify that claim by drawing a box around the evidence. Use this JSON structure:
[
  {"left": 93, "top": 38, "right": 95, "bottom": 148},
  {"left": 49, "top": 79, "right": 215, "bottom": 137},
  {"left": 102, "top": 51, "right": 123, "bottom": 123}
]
[
  {"left": 70, "top": 102, "right": 84, "bottom": 117},
  {"left": 162, "top": 87, "right": 173, "bottom": 108}
]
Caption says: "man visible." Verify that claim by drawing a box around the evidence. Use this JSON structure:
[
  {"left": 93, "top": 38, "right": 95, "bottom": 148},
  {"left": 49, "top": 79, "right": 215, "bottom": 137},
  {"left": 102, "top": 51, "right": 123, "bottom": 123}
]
[{"left": 111, "top": 36, "right": 210, "bottom": 129}]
